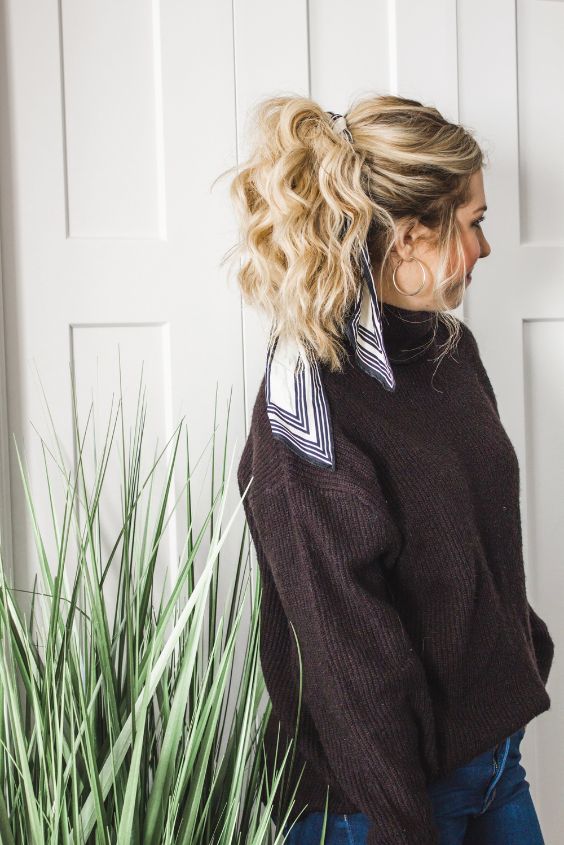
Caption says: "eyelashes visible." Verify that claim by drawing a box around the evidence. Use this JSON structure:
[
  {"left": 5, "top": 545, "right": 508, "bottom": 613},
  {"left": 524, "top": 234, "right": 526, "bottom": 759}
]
[{"left": 472, "top": 215, "right": 486, "bottom": 228}]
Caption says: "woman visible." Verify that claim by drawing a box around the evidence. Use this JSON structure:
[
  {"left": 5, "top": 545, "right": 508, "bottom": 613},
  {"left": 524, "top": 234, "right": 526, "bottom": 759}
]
[{"left": 229, "top": 94, "right": 554, "bottom": 845}]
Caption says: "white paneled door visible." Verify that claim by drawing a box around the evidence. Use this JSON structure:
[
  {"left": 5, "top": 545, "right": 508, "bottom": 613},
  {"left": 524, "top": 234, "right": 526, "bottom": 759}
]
[
  {"left": 0, "top": 0, "right": 243, "bottom": 597},
  {"left": 0, "top": 0, "right": 561, "bottom": 839}
]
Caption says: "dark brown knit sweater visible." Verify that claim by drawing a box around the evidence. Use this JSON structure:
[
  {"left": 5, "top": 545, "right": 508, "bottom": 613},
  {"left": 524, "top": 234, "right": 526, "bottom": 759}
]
[{"left": 236, "top": 303, "right": 554, "bottom": 845}]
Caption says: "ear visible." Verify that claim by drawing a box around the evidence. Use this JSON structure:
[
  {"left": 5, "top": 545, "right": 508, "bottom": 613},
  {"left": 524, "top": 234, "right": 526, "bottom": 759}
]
[{"left": 391, "top": 217, "right": 431, "bottom": 262}]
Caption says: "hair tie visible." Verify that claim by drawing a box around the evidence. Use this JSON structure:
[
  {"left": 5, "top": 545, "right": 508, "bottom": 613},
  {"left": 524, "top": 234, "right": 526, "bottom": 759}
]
[{"left": 326, "top": 110, "right": 354, "bottom": 143}]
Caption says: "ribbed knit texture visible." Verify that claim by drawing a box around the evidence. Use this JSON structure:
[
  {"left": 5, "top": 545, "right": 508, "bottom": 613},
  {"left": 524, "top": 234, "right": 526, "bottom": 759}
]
[{"left": 237, "top": 304, "right": 555, "bottom": 845}]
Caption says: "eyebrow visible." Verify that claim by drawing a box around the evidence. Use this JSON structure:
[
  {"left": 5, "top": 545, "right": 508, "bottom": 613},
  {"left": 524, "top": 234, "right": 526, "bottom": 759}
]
[{"left": 473, "top": 205, "right": 488, "bottom": 213}]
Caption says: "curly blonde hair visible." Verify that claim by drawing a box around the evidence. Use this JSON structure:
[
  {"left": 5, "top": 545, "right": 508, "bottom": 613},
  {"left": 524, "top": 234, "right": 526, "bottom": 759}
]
[{"left": 219, "top": 92, "right": 486, "bottom": 373}]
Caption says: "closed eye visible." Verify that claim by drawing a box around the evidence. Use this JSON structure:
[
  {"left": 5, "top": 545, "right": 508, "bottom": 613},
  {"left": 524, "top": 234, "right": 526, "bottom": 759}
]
[{"left": 473, "top": 215, "right": 486, "bottom": 228}]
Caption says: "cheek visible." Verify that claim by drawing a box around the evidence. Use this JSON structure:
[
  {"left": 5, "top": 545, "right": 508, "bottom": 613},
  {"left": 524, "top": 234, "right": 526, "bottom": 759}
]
[
  {"left": 451, "top": 234, "right": 480, "bottom": 274},
  {"left": 467, "top": 224, "right": 485, "bottom": 256},
  {"left": 466, "top": 235, "right": 481, "bottom": 264},
  {"left": 445, "top": 243, "right": 467, "bottom": 277}
]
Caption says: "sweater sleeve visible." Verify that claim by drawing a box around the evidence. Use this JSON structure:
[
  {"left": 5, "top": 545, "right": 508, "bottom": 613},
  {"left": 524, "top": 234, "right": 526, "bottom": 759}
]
[{"left": 245, "top": 476, "right": 440, "bottom": 845}]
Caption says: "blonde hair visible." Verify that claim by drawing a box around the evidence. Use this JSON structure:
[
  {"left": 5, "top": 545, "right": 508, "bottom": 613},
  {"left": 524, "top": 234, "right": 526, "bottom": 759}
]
[{"left": 219, "top": 92, "right": 486, "bottom": 372}]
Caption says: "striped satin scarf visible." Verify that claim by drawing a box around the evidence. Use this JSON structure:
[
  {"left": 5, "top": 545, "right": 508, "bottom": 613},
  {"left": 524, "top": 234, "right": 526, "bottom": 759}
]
[{"left": 264, "top": 112, "right": 395, "bottom": 471}]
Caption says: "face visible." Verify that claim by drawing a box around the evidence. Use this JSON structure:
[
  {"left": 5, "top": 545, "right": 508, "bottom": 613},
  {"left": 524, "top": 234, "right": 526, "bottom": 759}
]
[
  {"left": 381, "top": 168, "right": 491, "bottom": 310},
  {"left": 446, "top": 168, "right": 491, "bottom": 306}
]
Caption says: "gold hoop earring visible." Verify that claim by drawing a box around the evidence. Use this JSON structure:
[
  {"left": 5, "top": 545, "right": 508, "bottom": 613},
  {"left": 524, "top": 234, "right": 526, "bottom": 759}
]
[{"left": 392, "top": 258, "right": 426, "bottom": 297}]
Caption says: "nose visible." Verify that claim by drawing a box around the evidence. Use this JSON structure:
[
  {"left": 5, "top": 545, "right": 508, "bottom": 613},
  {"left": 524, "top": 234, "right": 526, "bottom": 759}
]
[{"left": 479, "top": 231, "right": 491, "bottom": 259}]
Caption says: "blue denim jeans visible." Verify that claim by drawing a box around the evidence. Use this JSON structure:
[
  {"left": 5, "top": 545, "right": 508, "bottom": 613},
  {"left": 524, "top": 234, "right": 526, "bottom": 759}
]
[{"left": 281, "top": 727, "right": 545, "bottom": 844}]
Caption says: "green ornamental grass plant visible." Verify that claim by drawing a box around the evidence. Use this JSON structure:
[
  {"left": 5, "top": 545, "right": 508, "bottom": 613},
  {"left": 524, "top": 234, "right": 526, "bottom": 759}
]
[{"left": 0, "top": 368, "right": 330, "bottom": 844}]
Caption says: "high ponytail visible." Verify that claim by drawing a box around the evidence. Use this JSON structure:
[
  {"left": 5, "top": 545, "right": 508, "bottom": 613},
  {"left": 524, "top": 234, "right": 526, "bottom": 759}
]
[{"left": 219, "top": 92, "right": 485, "bottom": 372}]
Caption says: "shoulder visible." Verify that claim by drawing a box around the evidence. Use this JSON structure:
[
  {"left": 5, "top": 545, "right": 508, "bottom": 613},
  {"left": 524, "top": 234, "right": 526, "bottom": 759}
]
[
  {"left": 237, "top": 372, "right": 390, "bottom": 510},
  {"left": 237, "top": 380, "right": 402, "bottom": 567}
]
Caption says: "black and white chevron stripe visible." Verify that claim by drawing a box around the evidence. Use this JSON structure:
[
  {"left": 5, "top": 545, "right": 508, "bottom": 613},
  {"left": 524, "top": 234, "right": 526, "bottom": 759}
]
[{"left": 265, "top": 237, "right": 396, "bottom": 471}]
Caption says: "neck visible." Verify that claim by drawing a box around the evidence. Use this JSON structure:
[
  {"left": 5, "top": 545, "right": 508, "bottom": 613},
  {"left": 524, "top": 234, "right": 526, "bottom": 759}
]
[{"left": 380, "top": 301, "right": 439, "bottom": 364}]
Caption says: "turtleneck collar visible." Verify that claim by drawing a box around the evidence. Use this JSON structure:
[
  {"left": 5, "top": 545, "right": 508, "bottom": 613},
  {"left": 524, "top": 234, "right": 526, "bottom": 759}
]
[{"left": 380, "top": 301, "right": 439, "bottom": 364}]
